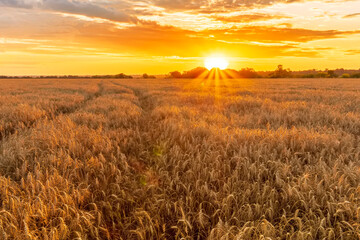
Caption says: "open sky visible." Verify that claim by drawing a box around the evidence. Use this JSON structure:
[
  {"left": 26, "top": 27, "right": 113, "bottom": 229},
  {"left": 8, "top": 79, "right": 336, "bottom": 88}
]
[{"left": 1, "top": 0, "right": 360, "bottom": 75}]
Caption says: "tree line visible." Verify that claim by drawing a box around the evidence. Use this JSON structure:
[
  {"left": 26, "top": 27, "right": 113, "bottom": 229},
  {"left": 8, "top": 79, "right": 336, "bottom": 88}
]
[
  {"left": 0, "top": 73, "right": 133, "bottom": 79},
  {"left": 168, "top": 65, "right": 360, "bottom": 79},
  {"left": 1, "top": 66, "right": 360, "bottom": 79}
]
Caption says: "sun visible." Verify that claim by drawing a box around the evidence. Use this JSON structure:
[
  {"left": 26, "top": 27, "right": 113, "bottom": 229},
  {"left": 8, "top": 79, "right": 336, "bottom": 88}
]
[{"left": 204, "top": 57, "right": 229, "bottom": 70}]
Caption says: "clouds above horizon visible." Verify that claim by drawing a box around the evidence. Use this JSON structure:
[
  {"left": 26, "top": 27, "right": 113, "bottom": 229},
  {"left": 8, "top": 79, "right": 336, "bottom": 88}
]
[
  {"left": 0, "top": 0, "right": 134, "bottom": 22},
  {"left": 1, "top": 0, "right": 360, "bottom": 74},
  {"left": 343, "top": 12, "right": 360, "bottom": 18},
  {"left": 150, "top": 0, "right": 301, "bottom": 10},
  {"left": 213, "top": 14, "right": 290, "bottom": 23}
]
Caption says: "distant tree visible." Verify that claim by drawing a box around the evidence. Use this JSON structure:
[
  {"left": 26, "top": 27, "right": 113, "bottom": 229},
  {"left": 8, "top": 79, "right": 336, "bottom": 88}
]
[
  {"left": 315, "top": 72, "right": 328, "bottom": 78},
  {"left": 351, "top": 73, "right": 360, "bottom": 78},
  {"left": 91, "top": 73, "right": 132, "bottom": 79},
  {"left": 327, "top": 70, "right": 337, "bottom": 78},
  {"left": 114, "top": 73, "right": 133, "bottom": 79},
  {"left": 301, "top": 74, "right": 315, "bottom": 78},
  {"left": 238, "top": 68, "right": 258, "bottom": 78},
  {"left": 182, "top": 67, "right": 208, "bottom": 78},
  {"left": 222, "top": 69, "right": 241, "bottom": 78},
  {"left": 269, "top": 65, "right": 292, "bottom": 78},
  {"left": 143, "top": 73, "right": 156, "bottom": 79},
  {"left": 169, "top": 71, "right": 182, "bottom": 79},
  {"left": 341, "top": 73, "right": 350, "bottom": 78}
]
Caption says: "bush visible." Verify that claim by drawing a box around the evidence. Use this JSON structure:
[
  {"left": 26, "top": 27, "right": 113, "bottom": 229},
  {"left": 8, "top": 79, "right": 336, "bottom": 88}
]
[{"left": 143, "top": 73, "right": 156, "bottom": 79}]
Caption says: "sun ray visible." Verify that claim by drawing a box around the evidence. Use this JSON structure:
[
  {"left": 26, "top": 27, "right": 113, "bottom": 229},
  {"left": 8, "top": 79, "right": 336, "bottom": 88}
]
[
  {"left": 215, "top": 68, "right": 221, "bottom": 100},
  {"left": 222, "top": 69, "right": 238, "bottom": 79},
  {"left": 186, "top": 55, "right": 233, "bottom": 96},
  {"left": 218, "top": 69, "right": 232, "bottom": 95}
]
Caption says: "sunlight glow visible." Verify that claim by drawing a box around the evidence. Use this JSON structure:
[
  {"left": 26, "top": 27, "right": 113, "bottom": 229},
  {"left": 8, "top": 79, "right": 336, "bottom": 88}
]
[{"left": 204, "top": 57, "right": 229, "bottom": 70}]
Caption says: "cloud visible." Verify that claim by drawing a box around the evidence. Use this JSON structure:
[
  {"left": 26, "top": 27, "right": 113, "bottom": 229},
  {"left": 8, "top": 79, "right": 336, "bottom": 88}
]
[
  {"left": 0, "top": 13, "right": 294, "bottom": 58},
  {"left": 0, "top": 0, "right": 33, "bottom": 8},
  {"left": 343, "top": 13, "right": 360, "bottom": 18},
  {"left": 150, "top": 0, "right": 298, "bottom": 11},
  {"left": 44, "top": 0, "right": 133, "bottom": 22},
  {"left": 2, "top": 8, "right": 358, "bottom": 59},
  {"left": 214, "top": 14, "right": 290, "bottom": 23},
  {"left": 1, "top": 1, "right": 359, "bottom": 62},
  {"left": 204, "top": 26, "right": 360, "bottom": 43},
  {"left": 345, "top": 49, "right": 360, "bottom": 55},
  {"left": 0, "top": 0, "right": 134, "bottom": 22},
  {"left": 150, "top": 0, "right": 206, "bottom": 10}
]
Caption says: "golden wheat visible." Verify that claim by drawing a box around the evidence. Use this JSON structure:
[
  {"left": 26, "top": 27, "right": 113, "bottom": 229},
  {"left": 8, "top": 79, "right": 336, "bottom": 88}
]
[{"left": 0, "top": 78, "right": 359, "bottom": 239}]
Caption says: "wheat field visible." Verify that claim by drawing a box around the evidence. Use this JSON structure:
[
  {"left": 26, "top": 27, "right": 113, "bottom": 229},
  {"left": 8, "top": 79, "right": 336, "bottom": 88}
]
[{"left": 0, "top": 78, "right": 359, "bottom": 239}]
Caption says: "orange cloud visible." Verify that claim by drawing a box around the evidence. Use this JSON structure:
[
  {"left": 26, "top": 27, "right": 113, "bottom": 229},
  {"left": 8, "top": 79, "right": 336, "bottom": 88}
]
[
  {"left": 1, "top": 10, "right": 358, "bottom": 60},
  {"left": 214, "top": 14, "right": 290, "bottom": 23},
  {"left": 343, "top": 13, "right": 360, "bottom": 18},
  {"left": 205, "top": 27, "right": 360, "bottom": 43},
  {"left": 149, "top": 0, "right": 300, "bottom": 10},
  {"left": 345, "top": 49, "right": 360, "bottom": 55},
  {"left": 1, "top": 0, "right": 360, "bottom": 74}
]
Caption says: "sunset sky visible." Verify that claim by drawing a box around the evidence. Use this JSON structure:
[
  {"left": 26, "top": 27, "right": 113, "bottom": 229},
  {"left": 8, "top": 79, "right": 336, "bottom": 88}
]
[{"left": 1, "top": 0, "right": 360, "bottom": 75}]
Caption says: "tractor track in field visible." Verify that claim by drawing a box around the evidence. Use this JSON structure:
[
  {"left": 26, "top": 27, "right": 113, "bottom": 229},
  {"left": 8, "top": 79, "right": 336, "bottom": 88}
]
[
  {"left": 0, "top": 82, "right": 104, "bottom": 142},
  {"left": 110, "top": 81, "right": 157, "bottom": 121},
  {"left": 52, "top": 81, "right": 104, "bottom": 116},
  {"left": 110, "top": 81, "right": 156, "bottom": 113},
  {"left": 110, "top": 80, "right": 161, "bottom": 183}
]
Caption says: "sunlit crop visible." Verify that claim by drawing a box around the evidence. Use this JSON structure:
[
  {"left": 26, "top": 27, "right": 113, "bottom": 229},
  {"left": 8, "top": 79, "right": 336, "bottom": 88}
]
[{"left": 0, "top": 78, "right": 359, "bottom": 239}]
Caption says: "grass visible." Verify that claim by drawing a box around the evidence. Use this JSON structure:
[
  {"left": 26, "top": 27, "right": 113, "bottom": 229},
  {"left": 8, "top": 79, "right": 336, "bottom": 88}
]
[{"left": 0, "top": 78, "right": 359, "bottom": 239}]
